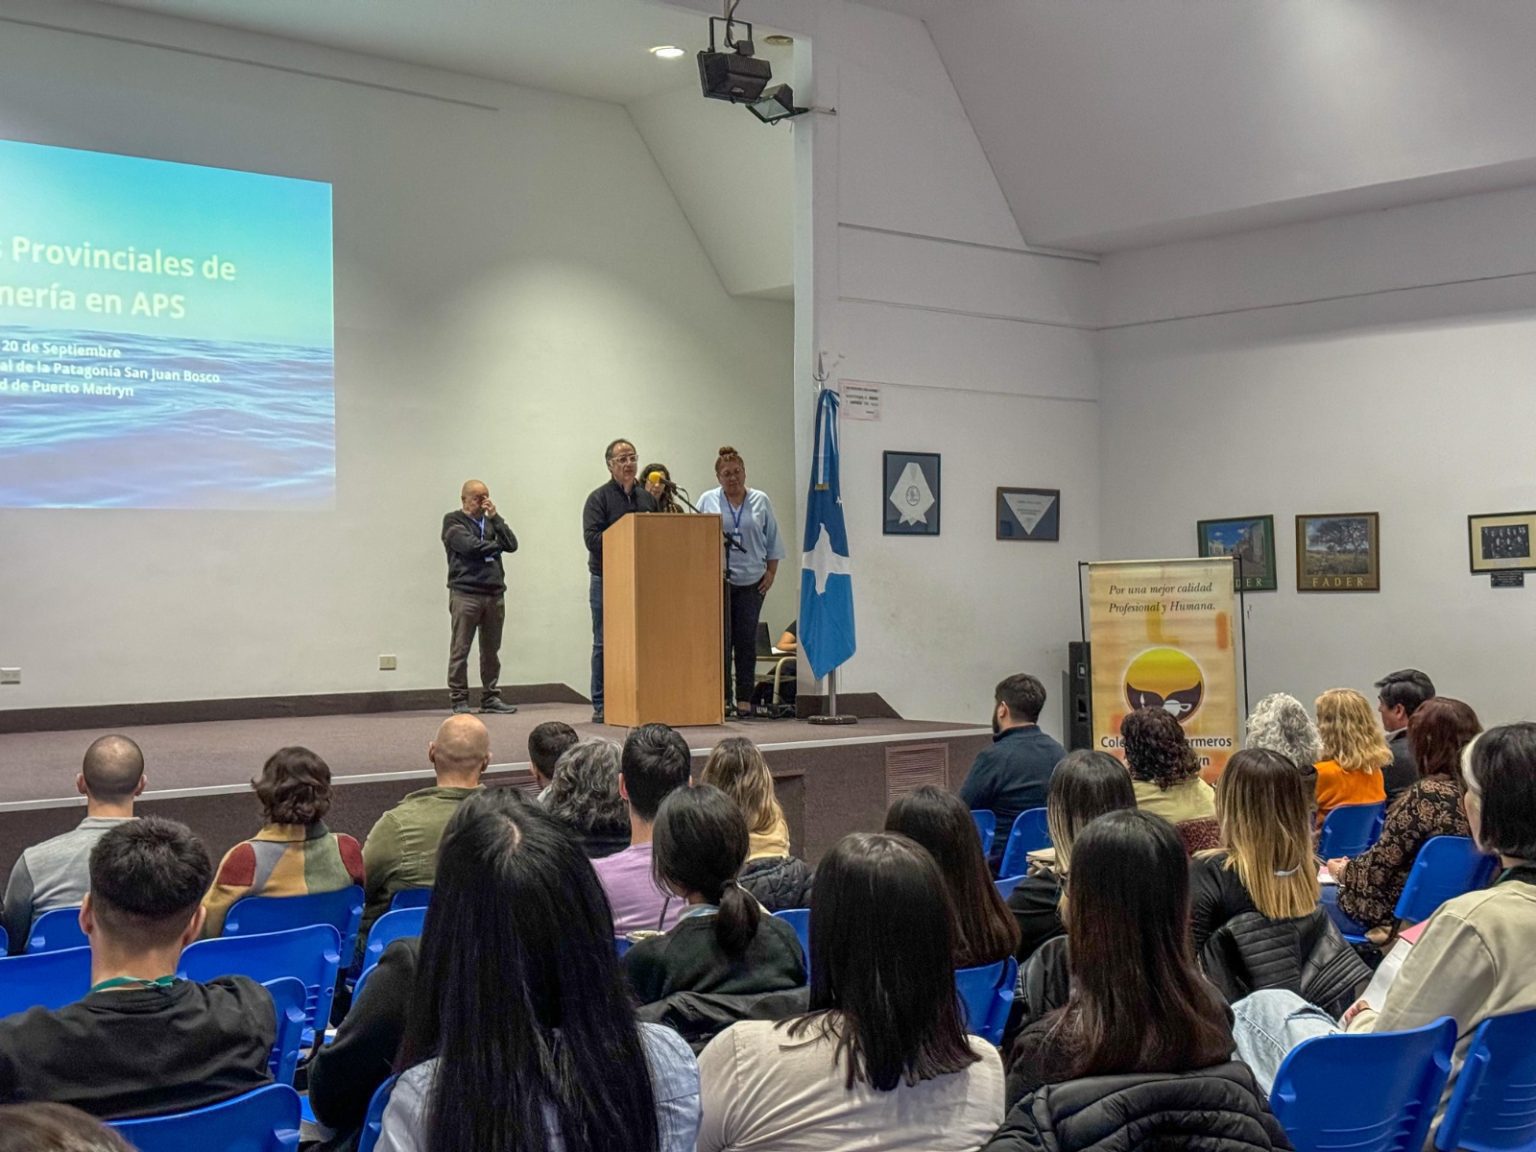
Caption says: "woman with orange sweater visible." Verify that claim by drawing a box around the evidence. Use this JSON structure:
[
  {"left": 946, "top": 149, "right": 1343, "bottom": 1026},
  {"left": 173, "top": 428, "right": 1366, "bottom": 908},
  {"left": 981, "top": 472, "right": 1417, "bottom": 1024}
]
[{"left": 1312, "top": 689, "right": 1389, "bottom": 823}]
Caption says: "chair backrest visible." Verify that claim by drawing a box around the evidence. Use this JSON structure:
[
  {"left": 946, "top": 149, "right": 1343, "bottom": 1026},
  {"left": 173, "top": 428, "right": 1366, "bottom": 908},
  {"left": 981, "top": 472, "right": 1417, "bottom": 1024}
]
[
  {"left": 0, "top": 923, "right": 7, "bottom": 954},
  {"left": 262, "top": 977, "right": 308, "bottom": 1087},
  {"left": 998, "top": 809, "right": 1051, "bottom": 879},
  {"left": 1434, "top": 1006, "right": 1536, "bottom": 1152},
  {"left": 179, "top": 924, "right": 343, "bottom": 1041},
  {"left": 357, "top": 1074, "right": 399, "bottom": 1152},
  {"left": 388, "top": 888, "right": 432, "bottom": 912},
  {"left": 970, "top": 810, "right": 997, "bottom": 858},
  {"left": 110, "top": 1083, "right": 302, "bottom": 1152},
  {"left": 995, "top": 875, "right": 1025, "bottom": 901},
  {"left": 27, "top": 905, "right": 88, "bottom": 954},
  {"left": 0, "top": 945, "right": 92, "bottom": 1018},
  {"left": 360, "top": 907, "right": 427, "bottom": 979},
  {"left": 773, "top": 908, "right": 811, "bottom": 963},
  {"left": 614, "top": 936, "right": 633, "bottom": 958},
  {"left": 1395, "top": 836, "right": 1500, "bottom": 925},
  {"left": 1269, "top": 1016, "right": 1457, "bottom": 1152},
  {"left": 225, "top": 886, "right": 364, "bottom": 959},
  {"left": 755, "top": 620, "right": 774, "bottom": 657},
  {"left": 1319, "top": 803, "right": 1387, "bottom": 858},
  {"left": 954, "top": 955, "right": 1019, "bottom": 1046},
  {"left": 350, "top": 960, "right": 378, "bottom": 1009}
]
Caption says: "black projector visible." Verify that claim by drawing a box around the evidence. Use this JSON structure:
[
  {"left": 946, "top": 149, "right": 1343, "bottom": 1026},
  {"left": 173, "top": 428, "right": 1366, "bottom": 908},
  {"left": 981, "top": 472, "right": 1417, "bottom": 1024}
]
[{"left": 698, "top": 48, "right": 772, "bottom": 103}]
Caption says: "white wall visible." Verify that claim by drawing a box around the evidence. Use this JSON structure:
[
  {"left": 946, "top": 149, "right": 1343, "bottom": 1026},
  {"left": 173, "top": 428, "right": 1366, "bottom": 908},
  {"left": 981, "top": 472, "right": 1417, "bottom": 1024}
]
[
  {"left": 1099, "top": 187, "right": 1536, "bottom": 728},
  {"left": 0, "top": 0, "right": 795, "bottom": 709}
]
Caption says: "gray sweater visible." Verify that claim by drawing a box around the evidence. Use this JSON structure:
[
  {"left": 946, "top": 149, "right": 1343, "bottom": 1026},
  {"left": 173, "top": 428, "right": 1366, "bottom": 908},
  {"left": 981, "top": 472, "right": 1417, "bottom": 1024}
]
[{"left": 2, "top": 816, "right": 133, "bottom": 953}]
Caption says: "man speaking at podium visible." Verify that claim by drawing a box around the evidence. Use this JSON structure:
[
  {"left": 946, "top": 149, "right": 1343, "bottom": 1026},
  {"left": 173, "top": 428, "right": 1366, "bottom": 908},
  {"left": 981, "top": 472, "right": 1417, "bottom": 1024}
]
[
  {"left": 583, "top": 439, "right": 657, "bottom": 725},
  {"left": 442, "top": 479, "right": 519, "bottom": 716}
]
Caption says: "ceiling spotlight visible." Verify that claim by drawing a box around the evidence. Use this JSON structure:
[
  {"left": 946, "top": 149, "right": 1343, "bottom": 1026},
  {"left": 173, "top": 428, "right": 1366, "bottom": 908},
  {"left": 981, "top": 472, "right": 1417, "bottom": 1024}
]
[
  {"left": 650, "top": 45, "right": 685, "bottom": 59},
  {"left": 747, "top": 84, "right": 808, "bottom": 125},
  {"left": 763, "top": 34, "right": 794, "bottom": 47},
  {"left": 697, "top": 16, "right": 772, "bottom": 103}
]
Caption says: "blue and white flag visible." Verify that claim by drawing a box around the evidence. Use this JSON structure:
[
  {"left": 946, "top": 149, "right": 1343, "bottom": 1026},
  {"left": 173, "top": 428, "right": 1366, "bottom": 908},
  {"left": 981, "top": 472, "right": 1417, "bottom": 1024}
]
[{"left": 799, "top": 388, "right": 856, "bottom": 680}]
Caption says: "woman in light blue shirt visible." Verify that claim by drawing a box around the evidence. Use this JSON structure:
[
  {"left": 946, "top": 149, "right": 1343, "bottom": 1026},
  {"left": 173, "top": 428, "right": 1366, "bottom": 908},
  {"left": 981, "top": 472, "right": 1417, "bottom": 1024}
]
[{"left": 696, "top": 446, "right": 787, "bottom": 718}]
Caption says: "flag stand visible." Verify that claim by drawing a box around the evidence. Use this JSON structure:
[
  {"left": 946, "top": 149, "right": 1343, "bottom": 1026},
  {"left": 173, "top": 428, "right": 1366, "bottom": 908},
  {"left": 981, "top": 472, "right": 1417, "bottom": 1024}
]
[{"left": 808, "top": 668, "right": 858, "bottom": 726}]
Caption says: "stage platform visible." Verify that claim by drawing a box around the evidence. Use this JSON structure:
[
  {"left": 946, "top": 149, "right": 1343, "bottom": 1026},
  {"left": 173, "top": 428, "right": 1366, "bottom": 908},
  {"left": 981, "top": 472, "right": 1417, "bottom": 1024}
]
[{"left": 0, "top": 703, "right": 989, "bottom": 878}]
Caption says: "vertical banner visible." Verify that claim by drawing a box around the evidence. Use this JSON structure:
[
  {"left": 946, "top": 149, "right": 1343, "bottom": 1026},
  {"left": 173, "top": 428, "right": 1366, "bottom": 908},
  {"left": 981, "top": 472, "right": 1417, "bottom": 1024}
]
[{"left": 1087, "top": 558, "right": 1240, "bottom": 776}]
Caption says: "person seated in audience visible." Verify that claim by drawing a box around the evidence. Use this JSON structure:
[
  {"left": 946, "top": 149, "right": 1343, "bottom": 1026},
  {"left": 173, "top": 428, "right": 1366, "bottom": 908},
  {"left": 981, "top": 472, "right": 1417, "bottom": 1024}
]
[
  {"left": 1312, "top": 687, "right": 1390, "bottom": 823},
  {"left": 1233, "top": 723, "right": 1536, "bottom": 1104},
  {"left": 1122, "top": 707, "right": 1215, "bottom": 823},
  {"left": 1004, "top": 810, "right": 1239, "bottom": 1110},
  {"left": 695, "top": 831, "right": 1005, "bottom": 1152},
  {"left": 885, "top": 785, "right": 1020, "bottom": 969},
  {"left": 199, "top": 745, "right": 365, "bottom": 938},
  {"left": 377, "top": 790, "right": 699, "bottom": 1152},
  {"left": 360, "top": 714, "right": 489, "bottom": 938},
  {"left": 3, "top": 735, "right": 145, "bottom": 955},
  {"left": 1328, "top": 697, "right": 1479, "bottom": 937},
  {"left": 542, "top": 736, "right": 630, "bottom": 859},
  {"left": 959, "top": 674, "right": 1067, "bottom": 871},
  {"left": 595, "top": 723, "right": 693, "bottom": 935},
  {"left": 699, "top": 737, "right": 812, "bottom": 910},
  {"left": 526, "top": 719, "right": 578, "bottom": 801},
  {"left": 1375, "top": 667, "right": 1436, "bottom": 804},
  {"left": 1006, "top": 750, "right": 1135, "bottom": 963},
  {"left": 1244, "top": 691, "right": 1323, "bottom": 795},
  {"left": 0, "top": 1103, "right": 133, "bottom": 1152},
  {"left": 624, "top": 785, "right": 805, "bottom": 1006},
  {"left": 0, "top": 818, "right": 274, "bottom": 1118}
]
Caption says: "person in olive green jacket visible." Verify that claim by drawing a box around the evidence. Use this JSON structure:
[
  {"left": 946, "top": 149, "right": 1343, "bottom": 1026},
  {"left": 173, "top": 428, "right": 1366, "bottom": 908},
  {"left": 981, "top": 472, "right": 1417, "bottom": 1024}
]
[{"left": 360, "top": 714, "right": 489, "bottom": 937}]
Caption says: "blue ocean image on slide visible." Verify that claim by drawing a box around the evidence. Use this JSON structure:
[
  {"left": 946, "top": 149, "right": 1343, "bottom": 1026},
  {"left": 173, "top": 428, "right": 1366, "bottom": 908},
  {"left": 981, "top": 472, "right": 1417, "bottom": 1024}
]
[{"left": 0, "top": 326, "right": 334, "bottom": 509}]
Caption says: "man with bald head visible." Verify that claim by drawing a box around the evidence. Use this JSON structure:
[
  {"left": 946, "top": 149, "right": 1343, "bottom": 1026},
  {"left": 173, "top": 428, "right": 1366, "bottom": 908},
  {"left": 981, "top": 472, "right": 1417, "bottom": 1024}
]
[
  {"left": 3, "top": 734, "right": 146, "bottom": 953},
  {"left": 442, "top": 479, "right": 519, "bottom": 715},
  {"left": 359, "top": 714, "right": 490, "bottom": 935}
]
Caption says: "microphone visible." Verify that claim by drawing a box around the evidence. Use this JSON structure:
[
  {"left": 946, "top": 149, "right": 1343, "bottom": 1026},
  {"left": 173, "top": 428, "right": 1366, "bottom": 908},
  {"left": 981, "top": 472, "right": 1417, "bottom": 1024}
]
[{"left": 647, "top": 471, "right": 671, "bottom": 489}]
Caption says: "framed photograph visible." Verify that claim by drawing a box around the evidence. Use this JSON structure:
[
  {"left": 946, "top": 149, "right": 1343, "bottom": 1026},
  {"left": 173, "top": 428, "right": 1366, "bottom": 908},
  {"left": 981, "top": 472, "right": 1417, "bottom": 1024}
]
[
  {"left": 1196, "top": 515, "right": 1277, "bottom": 591},
  {"left": 997, "top": 487, "right": 1060, "bottom": 542},
  {"left": 883, "top": 451, "right": 940, "bottom": 536},
  {"left": 1296, "top": 513, "right": 1380, "bottom": 592},
  {"left": 1468, "top": 511, "right": 1536, "bottom": 573}
]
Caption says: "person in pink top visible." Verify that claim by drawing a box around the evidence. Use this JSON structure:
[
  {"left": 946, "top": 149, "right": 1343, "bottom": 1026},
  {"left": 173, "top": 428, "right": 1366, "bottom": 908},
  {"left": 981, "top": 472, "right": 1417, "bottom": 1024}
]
[{"left": 594, "top": 724, "right": 693, "bottom": 935}]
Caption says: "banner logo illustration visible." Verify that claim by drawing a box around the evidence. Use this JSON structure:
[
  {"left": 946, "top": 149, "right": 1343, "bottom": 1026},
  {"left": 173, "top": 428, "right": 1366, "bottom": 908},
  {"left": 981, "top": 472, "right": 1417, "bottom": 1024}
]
[{"left": 1124, "top": 646, "right": 1204, "bottom": 722}]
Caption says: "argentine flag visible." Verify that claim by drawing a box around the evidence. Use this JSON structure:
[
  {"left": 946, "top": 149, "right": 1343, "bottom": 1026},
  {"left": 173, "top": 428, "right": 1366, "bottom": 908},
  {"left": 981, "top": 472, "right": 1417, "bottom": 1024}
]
[{"left": 799, "top": 388, "right": 856, "bottom": 679}]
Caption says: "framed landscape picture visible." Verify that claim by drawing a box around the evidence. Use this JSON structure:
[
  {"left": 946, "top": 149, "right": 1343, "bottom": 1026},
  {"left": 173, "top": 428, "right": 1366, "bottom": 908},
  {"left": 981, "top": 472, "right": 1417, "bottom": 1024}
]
[
  {"left": 1468, "top": 511, "right": 1536, "bottom": 573},
  {"left": 997, "top": 487, "right": 1060, "bottom": 542},
  {"left": 1196, "top": 515, "right": 1276, "bottom": 591},
  {"left": 1296, "top": 513, "right": 1380, "bottom": 592},
  {"left": 883, "top": 451, "right": 940, "bottom": 536}
]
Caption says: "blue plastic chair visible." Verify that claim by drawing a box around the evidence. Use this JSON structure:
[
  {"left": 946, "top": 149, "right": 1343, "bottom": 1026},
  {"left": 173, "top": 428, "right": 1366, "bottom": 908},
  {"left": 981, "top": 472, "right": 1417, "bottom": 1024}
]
[
  {"left": 0, "top": 945, "right": 92, "bottom": 1017},
  {"left": 997, "top": 809, "right": 1051, "bottom": 879},
  {"left": 995, "top": 875, "right": 1025, "bottom": 900},
  {"left": 359, "top": 907, "right": 426, "bottom": 980},
  {"left": 1434, "top": 1006, "right": 1536, "bottom": 1152},
  {"left": 388, "top": 888, "right": 432, "bottom": 911},
  {"left": 225, "top": 885, "right": 364, "bottom": 960},
  {"left": 180, "top": 924, "right": 342, "bottom": 1046},
  {"left": 0, "top": 923, "right": 7, "bottom": 953},
  {"left": 1269, "top": 1016, "right": 1457, "bottom": 1152},
  {"left": 1396, "top": 836, "right": 1500, "bottom": 925},
  {"left": 349, "top": 960, "right": 378, "bottom": 1010},
  {"left": 357, "top": 1073, "right": 398, "bottom": 1152},
  {"left": 614, "top": 936, "right": 633, "bottom": 958},
  {"left": 262, "top": 977, "right": 308, "bottom": 1087},
  {"left": 26, "top": 906, "right": 88, "bottom": 953},
  {"left": 773, "top": 908, "right": 811, "bottom": 964},
  {"left": 1319, "top": 802, "right": 1386, "bottom": 858},
  {"left": 954, "top": 955, "right": 1018, "bottom": 1046},
  {"left": 970, "top": 810, "right": 997, "bottom": 859},
  {"left": 110, "top": 1083, "right": 302, "bottom": 1151}
]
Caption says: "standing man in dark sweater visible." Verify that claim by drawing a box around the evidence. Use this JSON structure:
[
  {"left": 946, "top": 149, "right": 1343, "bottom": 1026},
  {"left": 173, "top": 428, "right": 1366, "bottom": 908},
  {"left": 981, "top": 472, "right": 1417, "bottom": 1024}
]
[
  {"left": 582, "top": 439, "right": 657, "bottom": 724},
  {"left": 959, "top": 673, "right": 1067, "bottom": 872},
  {"left": 442, "top": 479, "right": 519, "bottom": 715},
  {"left": 1374, "top": 668, "right": 1435, "bottom": 804}
]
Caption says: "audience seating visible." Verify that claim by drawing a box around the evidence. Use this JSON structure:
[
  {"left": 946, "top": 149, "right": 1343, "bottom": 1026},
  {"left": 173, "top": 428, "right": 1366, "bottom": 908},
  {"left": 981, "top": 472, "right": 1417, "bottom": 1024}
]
[
  {"left": 1395, "top": 836, "right": 1500, "bottom": 926},
  {"left": 349, "top": 959, "right": 378, "bottom": 1009},
  {"left": 1318, "top": 802, "right": 1387, "bottom": 859},
  {"left": 773, "top": 908, "right": 811, "bottom": 963},
  {"left": 357, "top": 1073, "right": 399, "bottom": 1152},
  {"left": 179, "top": 924, "right": 343, "bottom": 1045},
  {"left": 358, "top": 906, "right": 426, "bottom": 980},
  {"left": 1268, "top": 1016, "right": 1457, "bottom": 1152},
  {"left": 995, "top": 875, "right": 1025, "bottom": 901},
  {"left": 954, "top": 955, "right": 1018, "bottom": 1046},
  {"left": 997, "top": 809, "right": 1050, "bottom": 879},
  {"left": 0, "top": 923, "right": 6, "bottom": 953},
  {"left": 970, "top": 810, "right": 998, "bottom": 859},
  {"left": 388, "top": 888, "right": 432, "bottom": 912},
  {"left": 224, "top": 885, "right": 364, "bottom": 961},
  {"left": 1433, "top": 1006, "right": 1536, "bottom": 1152},
  {"left": 614, "top": 936, "right": 633, "bottom": 958},
  {"left": 109, "top": 1083, "right": 302, "bottom": 1152},
  {"left": 26, "top": 906, "right": 88, "bottom": 954},
  {"left": 0, "top": 945, "right": 91, "bottom": 1017},
  {"left": 263, "top": 977, "right": 307, "bottom": 1087}
]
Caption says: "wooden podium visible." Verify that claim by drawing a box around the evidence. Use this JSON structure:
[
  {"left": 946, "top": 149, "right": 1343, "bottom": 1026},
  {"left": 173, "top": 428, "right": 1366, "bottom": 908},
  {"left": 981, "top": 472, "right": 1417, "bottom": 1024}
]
[{"left": 603, "top": 514, "right": 724, "bottom": 727}]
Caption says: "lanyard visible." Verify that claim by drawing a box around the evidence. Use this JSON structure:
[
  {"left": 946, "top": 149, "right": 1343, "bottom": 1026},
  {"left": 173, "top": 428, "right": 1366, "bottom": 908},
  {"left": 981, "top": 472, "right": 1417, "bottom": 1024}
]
[
  {"left": 726, "top": 495, "right": 747, "bottom": 578},
  {"left": 473, "top": 515, "right": 486, "bottom": 540},
  {"left": 91, "top": 975, "right": 180, "bottom": 994}
]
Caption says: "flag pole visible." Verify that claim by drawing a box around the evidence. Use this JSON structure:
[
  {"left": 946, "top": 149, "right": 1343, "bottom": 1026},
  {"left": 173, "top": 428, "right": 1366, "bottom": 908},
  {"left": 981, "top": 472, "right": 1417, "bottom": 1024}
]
[{"left": 810, "top": 667, "right": 857, "bottom": 726}]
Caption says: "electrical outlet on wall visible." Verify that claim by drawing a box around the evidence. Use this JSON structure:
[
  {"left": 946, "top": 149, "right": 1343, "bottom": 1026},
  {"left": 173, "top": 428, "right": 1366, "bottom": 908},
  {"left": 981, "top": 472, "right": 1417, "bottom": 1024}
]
[
  {"left": 0, "top": 668, "right": 20, "bottom": 685},
  {"left": 378, "top": 655, "right": 397, "bottom": 671}
]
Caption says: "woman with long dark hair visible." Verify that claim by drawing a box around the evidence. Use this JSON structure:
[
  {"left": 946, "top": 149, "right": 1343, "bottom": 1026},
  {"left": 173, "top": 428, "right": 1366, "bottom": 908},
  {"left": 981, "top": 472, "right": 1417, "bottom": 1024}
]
[
  {"left": 378, "top": 790, "right": 700, "bottom": 1152},
  {"left": 885, "top": 786, "right": 1020, "bottom": 969},
  {"left": 1006, "top": 809, "right": 1233, "bottom": 1107},
  {"left": 623, "top": 785, "right": 804, "bottom": 1006},
  {"left": 696, "top": 832, "right": 1004, "bottom": 1151}
]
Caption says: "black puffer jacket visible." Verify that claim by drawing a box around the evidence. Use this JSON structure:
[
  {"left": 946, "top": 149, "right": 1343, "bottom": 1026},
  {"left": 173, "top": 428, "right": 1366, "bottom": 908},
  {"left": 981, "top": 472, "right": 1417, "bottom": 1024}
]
[
  {"left": 983, "top": 1062, "right": 1293, "bottom": 1152},
  {"left": 635, "top": 986, "right": 809, "bottom": 1053},
  {"left": 738, "top": 855, "right": 814, "bottom": 912},
  {"left": 1200, "top": 907, "right": 1370, "bottom": 1018}
]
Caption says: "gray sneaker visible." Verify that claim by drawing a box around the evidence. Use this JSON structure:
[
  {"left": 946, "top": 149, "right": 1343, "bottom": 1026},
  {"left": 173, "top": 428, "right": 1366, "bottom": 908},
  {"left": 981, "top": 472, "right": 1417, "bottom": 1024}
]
[
  {"left": 451, "top": 701, "right": 472, "bottom": 715},
  {"left": 480, "top": 698, "right": 518, "bottom": 715}
]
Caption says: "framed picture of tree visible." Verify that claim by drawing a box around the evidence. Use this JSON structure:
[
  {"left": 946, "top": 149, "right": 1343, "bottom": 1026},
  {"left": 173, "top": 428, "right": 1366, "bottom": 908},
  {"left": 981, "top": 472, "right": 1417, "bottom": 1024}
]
[{"left": 1295, "top": 513, "right": 1380, "bottom": 592}]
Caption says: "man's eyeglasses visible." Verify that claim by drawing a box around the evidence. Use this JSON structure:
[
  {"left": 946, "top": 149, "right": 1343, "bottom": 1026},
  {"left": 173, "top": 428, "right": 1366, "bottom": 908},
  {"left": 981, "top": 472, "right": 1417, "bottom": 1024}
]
[{"left": 611, "top": 454, "right": 638, "bottom": 465}]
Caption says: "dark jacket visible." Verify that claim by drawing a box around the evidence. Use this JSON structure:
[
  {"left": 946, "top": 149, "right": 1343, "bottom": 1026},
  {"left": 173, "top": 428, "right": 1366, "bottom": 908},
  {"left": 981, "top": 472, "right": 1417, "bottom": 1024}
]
[
  {"left": 636, "top": 986, "right": 810, "bottom": 1053},
  {"left": 984, "top": 1062, "right": 1292, "bottom": 1152},
  {"left": 1008, "top": 871, "right": 1066, "bottom": 963},
  {"left": 959, "top": 726, "right": 1067, "bottom": 870},
  {"left": 1383, "top": 729, "right": 1418, "bottom": 805},
  {"left": 1200, "top": 908, "right": 1370, "bottom": 1018},
  {"left": 738, "top": 855, "right": 814, "bottom": 912},
  {"left": 622, "top": 909, "right": 806, "bottom": 1006},
  {"left": 442, "top": 510, "right": 518, "bottom": 594},
  {"left": 582, "top": 479, "right": 657, "bottom": 576}
]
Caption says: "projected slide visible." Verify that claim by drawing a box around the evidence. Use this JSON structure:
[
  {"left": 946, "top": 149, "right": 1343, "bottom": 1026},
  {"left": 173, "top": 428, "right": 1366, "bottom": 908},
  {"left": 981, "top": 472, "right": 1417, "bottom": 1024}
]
[{"left": 0, "top": 140, "right": 334, "bottom": 509}]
